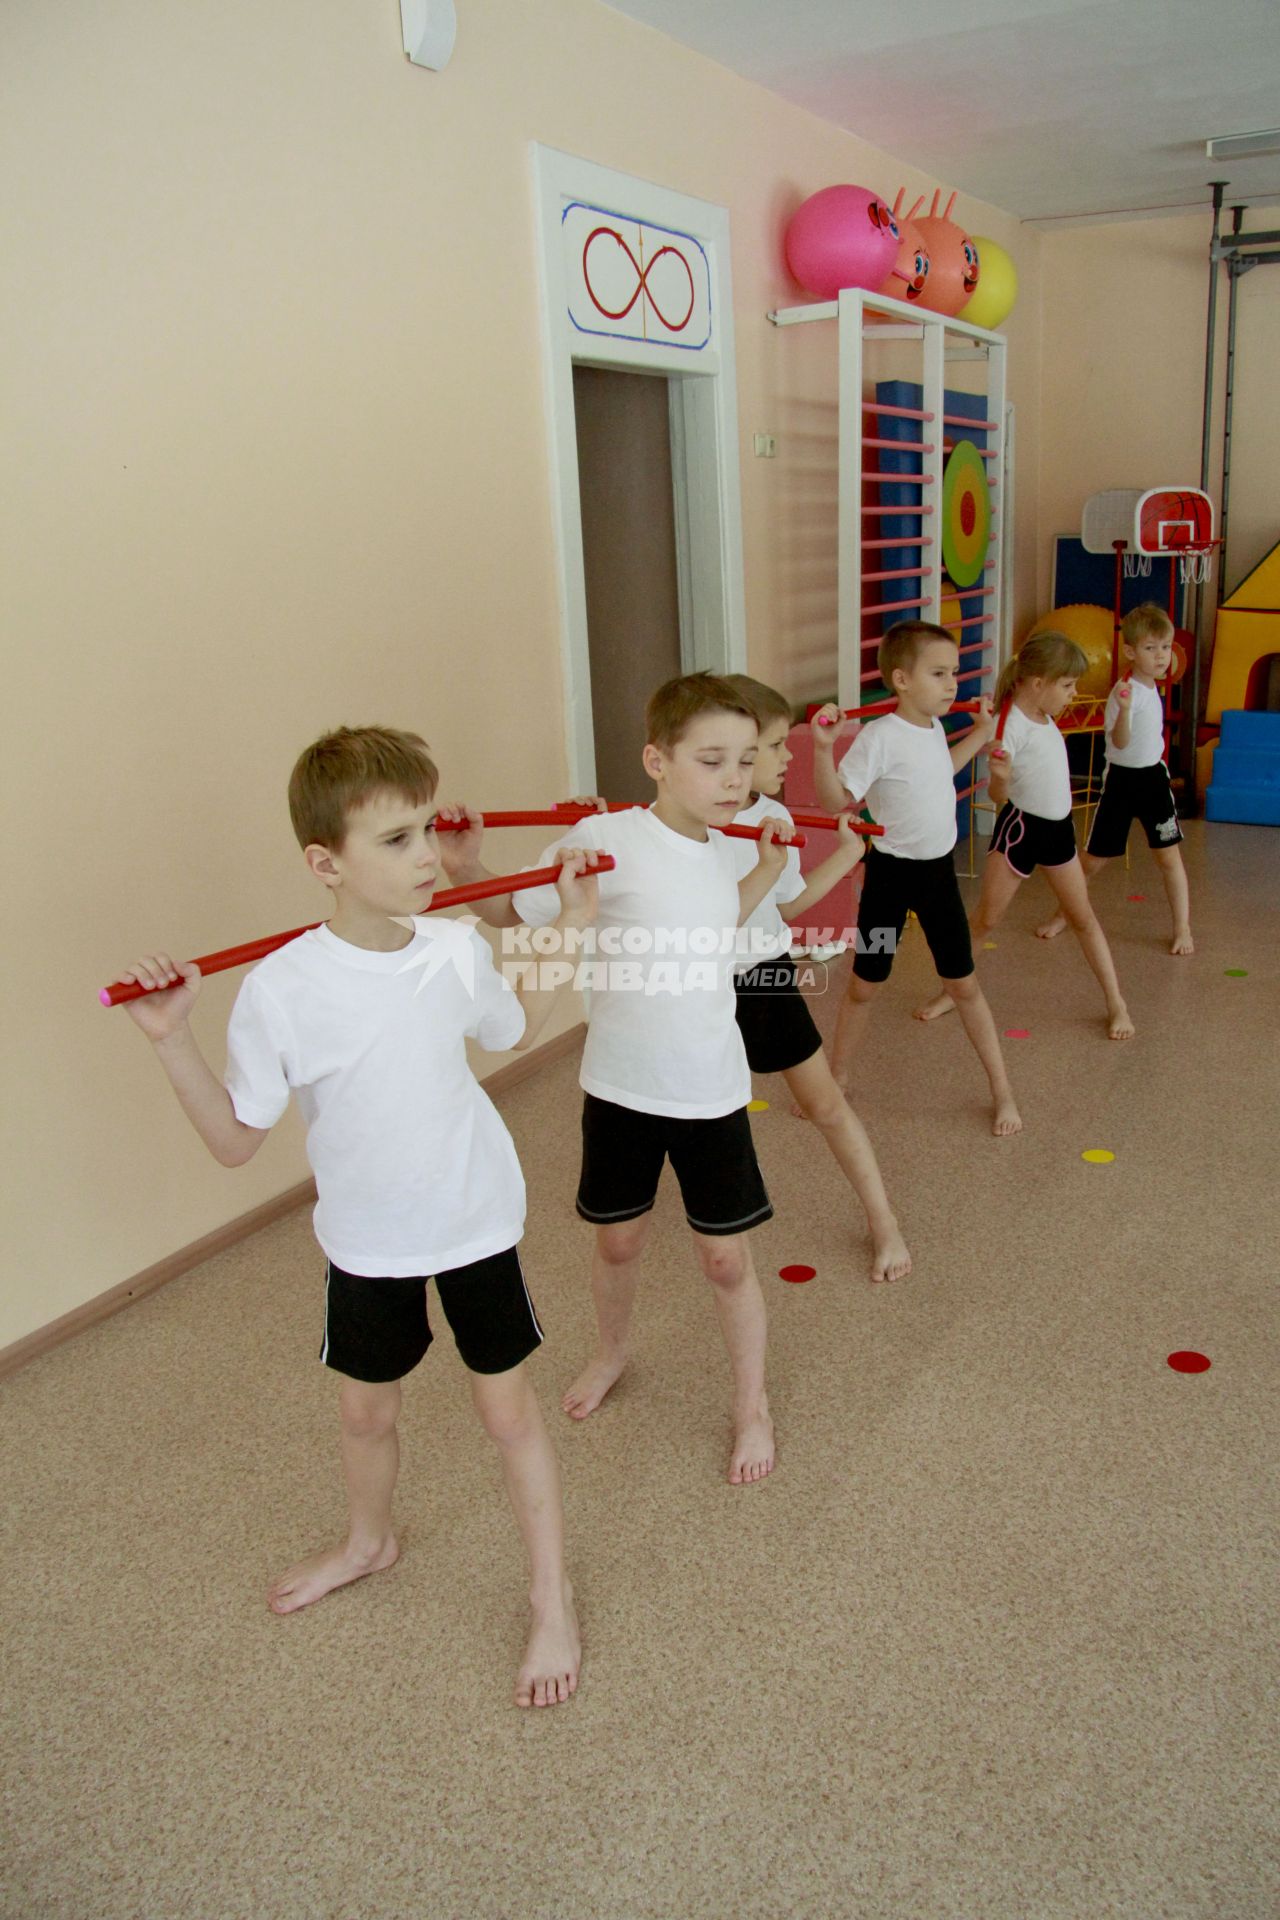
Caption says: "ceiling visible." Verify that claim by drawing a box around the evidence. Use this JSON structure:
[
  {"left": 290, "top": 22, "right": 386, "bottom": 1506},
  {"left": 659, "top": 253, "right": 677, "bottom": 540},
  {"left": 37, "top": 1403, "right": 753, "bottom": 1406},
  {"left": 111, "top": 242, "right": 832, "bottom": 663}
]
[{"left": 604, "top": 0, "right": 1280, "bottom": 225}]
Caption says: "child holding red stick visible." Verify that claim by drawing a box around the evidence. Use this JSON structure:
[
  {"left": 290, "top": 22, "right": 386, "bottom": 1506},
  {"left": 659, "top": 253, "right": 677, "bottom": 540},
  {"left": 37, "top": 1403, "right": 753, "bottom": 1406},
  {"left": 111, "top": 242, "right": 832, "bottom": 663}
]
[
  {"left": 466, "top": 673, "right": 790, "bottom": 1484},
  {"left": 1036, "top": 603, "right": 1192, "bottom": 955},
  {"left": 722, "top": 674, "right": 911, "bottom": 1284},
  {"left": 915, "top": 631, "right": 1135, "bottom": 1040},
  {"left": 811, "top": 621, "right": 1023, "bottom": 1137},
  {"left": 115, "top": 726, "right": 597, "bottom": 1709}
]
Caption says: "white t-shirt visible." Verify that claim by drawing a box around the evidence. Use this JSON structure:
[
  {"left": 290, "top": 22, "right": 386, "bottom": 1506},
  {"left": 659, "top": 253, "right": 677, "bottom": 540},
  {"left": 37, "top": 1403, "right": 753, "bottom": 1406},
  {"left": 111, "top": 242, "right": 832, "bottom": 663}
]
[
  {"left": 224, "top": 919, "right": 526, "bottom": 1278},
  {"left": 836, "top": 714, "right": 957, "bottom": 859},
  {"left": 1105, "top": 679, "right": 1165, "bottom": 768},
  {"left": 727, "top": 793, "right": 807, "bottom": 970},
  {"left": 515, "top": 806, "right": 750, "bottom": 1120},
  {"left": 1000, "top": 704, "right": 1072, "bottom": 820}
]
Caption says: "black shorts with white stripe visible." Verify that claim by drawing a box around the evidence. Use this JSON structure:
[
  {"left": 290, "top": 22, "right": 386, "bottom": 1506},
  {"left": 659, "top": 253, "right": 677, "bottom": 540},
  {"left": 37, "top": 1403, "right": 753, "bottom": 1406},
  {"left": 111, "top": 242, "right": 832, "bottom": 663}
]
[
  {"left": 320, "top": 1246, "right": 542, "bottom": 1382},
  {"left": 576, "top": 1093, "right": 773, "bottom": 1238}
]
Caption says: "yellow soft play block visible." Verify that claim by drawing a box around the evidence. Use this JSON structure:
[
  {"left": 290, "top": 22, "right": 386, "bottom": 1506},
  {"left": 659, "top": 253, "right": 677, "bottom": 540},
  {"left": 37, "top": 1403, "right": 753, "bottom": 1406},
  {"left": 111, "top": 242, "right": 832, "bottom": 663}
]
[
  {"left": 1221, "top": 535, "right": 1280, "bottom": 612},
  {"left": 1206, "top": 607, "right": 1280, "bottom": 724}
]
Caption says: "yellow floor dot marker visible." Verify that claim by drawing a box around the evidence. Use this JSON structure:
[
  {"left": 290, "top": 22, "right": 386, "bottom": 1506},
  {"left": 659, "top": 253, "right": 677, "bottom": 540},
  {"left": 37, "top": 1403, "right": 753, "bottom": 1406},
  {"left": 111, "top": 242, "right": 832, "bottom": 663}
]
[
  {"left": 1081, "top": 1148, "right": 1115, "bottom": 1164},
  {"left": 983, "top": 940, "right": 998, "bottom": 949},
  {"left": 747, "top": 1099, "right": 769, "bottom": 1112}
]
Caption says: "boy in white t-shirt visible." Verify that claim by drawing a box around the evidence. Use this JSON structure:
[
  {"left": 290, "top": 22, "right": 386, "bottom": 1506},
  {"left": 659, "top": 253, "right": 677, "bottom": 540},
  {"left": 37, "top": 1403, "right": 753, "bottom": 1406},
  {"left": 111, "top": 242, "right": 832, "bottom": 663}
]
[
  {"left": 456, "top": 673, "right": 790, "bottom": 1485},
  {"left": 116, "top": 726, "right": 597, "bottom": 1709},
  {"left": 1036, "top": 603, "right": 1192, "bottom": 955},
  {"left": 722, "top": 674, "right": 911, "bottom": 1286},
  {"left": 811, "top": 621, "right": 1023, "bottom": 1138}
]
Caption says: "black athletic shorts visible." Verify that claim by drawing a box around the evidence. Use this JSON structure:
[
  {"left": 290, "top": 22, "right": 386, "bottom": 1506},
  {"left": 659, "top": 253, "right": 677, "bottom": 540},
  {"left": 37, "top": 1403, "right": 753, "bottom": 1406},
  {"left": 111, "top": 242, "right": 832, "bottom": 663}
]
[
  {"left": 1086, "top": 762, "right": 1184, "bottom": 859},
  {"left": 989, "top": 802, "right": 1077, "bottom": 878},
  {"left": 576, "top": 1093, "right": 773, "bottom": 1238},
  {"left": 851, "top": 843, "right": 974, "bottom": 984},
  {"left": 320, "top": 1247, "right": 542, "bottom": 1382},
  {"left": 733, "top": 956, "right": 823, "bottom": 1074}
]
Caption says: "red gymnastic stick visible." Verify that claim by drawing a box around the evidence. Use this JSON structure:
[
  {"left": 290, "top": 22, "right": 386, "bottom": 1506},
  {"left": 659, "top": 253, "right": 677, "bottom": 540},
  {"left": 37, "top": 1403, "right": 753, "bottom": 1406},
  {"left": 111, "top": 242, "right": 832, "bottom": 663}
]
[
  {"left": 438, "top": 804, "right": 806, "bottom": 848},
  {"left": 99, "top": 855, "right": 618, "bottom": 1007},
  {"left": 814, "top": 698, "right": 985, "bottom": 726},
  {"left": 785, "top": 811, "right": 884, "bottom": 837}
]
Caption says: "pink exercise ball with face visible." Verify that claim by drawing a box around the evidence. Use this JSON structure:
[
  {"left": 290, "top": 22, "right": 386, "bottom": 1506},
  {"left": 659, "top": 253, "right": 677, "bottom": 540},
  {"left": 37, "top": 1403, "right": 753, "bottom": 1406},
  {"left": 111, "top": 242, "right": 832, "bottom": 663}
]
[
  {"left": 784, "top": 186, "right": 901, "bottom": 300},
  {"left": 878, "top": 190, "right": 931, "bottom": 306},
  {"left": 912, "top": 192, "right": 980, "bottom": 317}
]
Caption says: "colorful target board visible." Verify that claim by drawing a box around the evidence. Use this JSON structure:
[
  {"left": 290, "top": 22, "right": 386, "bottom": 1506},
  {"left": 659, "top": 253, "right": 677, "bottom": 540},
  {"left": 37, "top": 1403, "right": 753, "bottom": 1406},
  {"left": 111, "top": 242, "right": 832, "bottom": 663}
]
[{"left": 941, "top": 440, "right": 991, "bottom": 589}]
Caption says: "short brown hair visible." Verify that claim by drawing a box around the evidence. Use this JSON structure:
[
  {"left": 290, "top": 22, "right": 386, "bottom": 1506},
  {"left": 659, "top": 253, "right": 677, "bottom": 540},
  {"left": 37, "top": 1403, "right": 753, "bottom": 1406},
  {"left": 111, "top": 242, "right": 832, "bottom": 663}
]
[
  {"left": 1121, "top": 602, "right": 1174, "bottom": 648},
  {"left": 645, "top": 671, "right": 757, "bottom": 752},
  {"left": 878, "top": 620, "right": 958, "bottom": 690},
  {"left": 287, "top": 725, "right": 438, "bottom": 850},
  {"left": 723, "top": 673, "right": 794, "bottom": 730}
]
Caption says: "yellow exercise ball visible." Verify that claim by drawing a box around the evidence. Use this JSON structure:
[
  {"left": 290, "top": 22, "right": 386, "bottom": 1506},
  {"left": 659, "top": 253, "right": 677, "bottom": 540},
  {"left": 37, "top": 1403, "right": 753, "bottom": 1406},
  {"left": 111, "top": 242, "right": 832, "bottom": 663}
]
[
  {"left": 958, "top": 236, "right": 1017, "bottom": 331},
  {"left": 1027, "top": 604, "right": 1114, "bottom": 697}
]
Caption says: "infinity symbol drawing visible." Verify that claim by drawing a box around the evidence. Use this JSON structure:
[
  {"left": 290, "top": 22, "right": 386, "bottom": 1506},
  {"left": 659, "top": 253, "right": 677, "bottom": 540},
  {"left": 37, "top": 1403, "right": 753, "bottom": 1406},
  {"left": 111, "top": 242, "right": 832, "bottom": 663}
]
[{"left": 582, "top": 226, "right": 696, "bottom": 332}]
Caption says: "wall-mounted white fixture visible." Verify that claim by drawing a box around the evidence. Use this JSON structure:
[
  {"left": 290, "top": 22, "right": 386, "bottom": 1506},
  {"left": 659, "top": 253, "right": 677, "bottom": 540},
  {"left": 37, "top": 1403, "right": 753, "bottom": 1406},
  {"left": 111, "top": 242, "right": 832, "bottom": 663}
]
[
  {"left": 1205, "top": 128, "right": 1280, "bottom": 160},
  {"left": 400, "top": 0, "right": 456, "bottom": 71}
]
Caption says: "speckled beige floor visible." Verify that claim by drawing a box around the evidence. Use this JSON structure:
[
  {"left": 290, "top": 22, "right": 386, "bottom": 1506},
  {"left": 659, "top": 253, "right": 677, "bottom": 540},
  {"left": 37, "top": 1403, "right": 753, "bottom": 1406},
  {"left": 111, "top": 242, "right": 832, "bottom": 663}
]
[{"left": 3, "top": 820, "right": 1278, "bottom": 1920}]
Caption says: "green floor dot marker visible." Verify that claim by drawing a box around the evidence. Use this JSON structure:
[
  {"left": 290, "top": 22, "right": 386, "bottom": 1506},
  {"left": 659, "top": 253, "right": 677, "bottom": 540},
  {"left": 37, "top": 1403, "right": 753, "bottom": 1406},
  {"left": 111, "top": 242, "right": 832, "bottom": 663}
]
[{"left": 1224, "top": 968, "right": 1248, "bottom": 978}]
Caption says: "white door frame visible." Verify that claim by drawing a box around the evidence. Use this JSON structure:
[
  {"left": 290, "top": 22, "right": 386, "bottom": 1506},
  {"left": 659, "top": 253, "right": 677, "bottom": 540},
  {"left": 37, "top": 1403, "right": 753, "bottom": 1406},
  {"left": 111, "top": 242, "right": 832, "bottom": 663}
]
[{"left": 532, "top": 145, "right": 747, "bottom": 791}]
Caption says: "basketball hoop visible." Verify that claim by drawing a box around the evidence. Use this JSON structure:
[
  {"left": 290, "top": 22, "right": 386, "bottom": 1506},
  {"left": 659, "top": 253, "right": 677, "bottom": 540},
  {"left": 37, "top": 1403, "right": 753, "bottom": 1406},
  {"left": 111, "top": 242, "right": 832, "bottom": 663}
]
[
  {"left": 1133, "top": 487, "right": 1216, "bottom": 586},
  {"left": 1122, "top": 551, "right": 1152, "bottom": 579}
]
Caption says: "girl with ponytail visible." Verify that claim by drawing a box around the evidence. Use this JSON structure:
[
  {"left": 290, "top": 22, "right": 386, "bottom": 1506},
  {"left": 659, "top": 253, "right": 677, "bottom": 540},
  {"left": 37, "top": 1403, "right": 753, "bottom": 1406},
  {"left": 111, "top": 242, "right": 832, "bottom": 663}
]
[{"left": 916, "top": 630, "right": 1135, "bottom": 1042}]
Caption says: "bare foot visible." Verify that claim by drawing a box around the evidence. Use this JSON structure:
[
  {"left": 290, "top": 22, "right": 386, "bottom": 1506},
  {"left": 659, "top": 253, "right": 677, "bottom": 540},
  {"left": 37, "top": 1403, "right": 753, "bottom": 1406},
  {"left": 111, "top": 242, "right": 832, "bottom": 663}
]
[
  {"left": 729, "top": 1400, "right": 775, "bottom": 1485},
  {"left": 993, "top": 1093, "right": 1023, "bottom": 1138},
  {"left": 267, "top": 1534, "right": 399, "bottom": 1614},
  {"left": 1108, "top": 1001, "right": 1135, "bottom": 1040},
  {"left": 870, "top": 1220, "right": 912, "bottom": 1283},
  {"left": 562, "top": 1353, "right": 626, "bottom": 1420},
  {"left": 1036, "top": 913, "right": 1067, "bottom": 940},
  {"left": 913, "top": 990, "right": 956, "bottom": 1022},
  {"left": 1170, "top": 928, "right": 1194, "bottom": 955},
  {"left": 516, "top": 1581, "right": 580, "bottom": 1709}
]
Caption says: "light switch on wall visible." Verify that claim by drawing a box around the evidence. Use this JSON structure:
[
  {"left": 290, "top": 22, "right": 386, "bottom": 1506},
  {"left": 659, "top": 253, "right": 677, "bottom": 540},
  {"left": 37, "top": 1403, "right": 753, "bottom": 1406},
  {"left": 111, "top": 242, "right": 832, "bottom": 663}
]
[{"left": 753, "top": 433, "right": 777, "bottom": 459}]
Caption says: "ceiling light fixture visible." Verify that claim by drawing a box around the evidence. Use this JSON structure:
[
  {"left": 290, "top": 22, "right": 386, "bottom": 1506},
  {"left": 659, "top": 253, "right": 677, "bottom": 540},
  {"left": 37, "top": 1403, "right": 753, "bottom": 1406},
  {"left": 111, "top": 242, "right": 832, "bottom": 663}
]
[{"left": 1205, "top": 128, "right": 1280, "bottom": 160}]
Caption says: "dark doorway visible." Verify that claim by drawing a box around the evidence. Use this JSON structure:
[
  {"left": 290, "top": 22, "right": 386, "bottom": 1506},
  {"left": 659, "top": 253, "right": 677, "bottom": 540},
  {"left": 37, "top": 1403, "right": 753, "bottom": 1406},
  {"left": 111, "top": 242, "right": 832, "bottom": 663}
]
[{"left": 573, "top": 365, "right": 683, "bottom": 801}]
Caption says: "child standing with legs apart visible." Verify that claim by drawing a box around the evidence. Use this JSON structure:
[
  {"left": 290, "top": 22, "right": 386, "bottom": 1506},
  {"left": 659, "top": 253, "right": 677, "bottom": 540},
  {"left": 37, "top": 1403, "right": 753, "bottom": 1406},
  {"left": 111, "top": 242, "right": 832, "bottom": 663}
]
[
  {"left": 116, "top": 727, "right": 596, "bottom": 1708},
  {"left": 915, "top": 632, "right": 1136, "bottom": 1040},
  {"left": 1036, "top": 603, "right": 1193, "bottom": 955},
  {"left": 723, "top": 674, "right": 911, "bottom": 1284},
  {"left": 811, "top": 621, "right": 1023, "bottom": 1138},
  {"left": 480, "top": 674, "right": 787, "bottom": 1483}
]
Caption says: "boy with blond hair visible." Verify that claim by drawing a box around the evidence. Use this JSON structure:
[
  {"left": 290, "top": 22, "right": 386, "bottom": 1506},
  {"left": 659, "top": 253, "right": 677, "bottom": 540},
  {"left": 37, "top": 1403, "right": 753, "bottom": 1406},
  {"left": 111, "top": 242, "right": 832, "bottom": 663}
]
[
  {"left": 1037, "top": 602, "right": 1193, "bottom": 954},
  {"left": 811, "top": 621, "right": 1023, "bottom": 1138},
  {"left": 117, "top": 726, "right": 596, "bottom": 1709},
  {"left": 453, "top": 673, "right": 789, "bottom": 1484}
]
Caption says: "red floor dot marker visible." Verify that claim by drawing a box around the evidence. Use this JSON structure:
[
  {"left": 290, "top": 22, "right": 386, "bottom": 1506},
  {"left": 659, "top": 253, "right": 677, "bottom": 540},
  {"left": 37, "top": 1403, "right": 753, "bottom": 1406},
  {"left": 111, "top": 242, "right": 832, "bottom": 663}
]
[
  {"left": 1127, "top": 892, "right": 1146, "bottom": 902},
  {"left": 1004, "top": 1027, "right": 1030, "bottom": 1039},
  {"left": 1167, "top": 1351, "right": 1211, "bottom": 1374},
  {"left": 779, "top": 1264, "right": 816, "bottom": 1284}
]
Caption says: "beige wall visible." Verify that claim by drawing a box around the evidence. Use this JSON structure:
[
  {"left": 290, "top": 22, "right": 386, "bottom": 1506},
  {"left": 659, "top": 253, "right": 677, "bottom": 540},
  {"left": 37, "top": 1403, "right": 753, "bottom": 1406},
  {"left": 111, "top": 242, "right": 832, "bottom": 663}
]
[
  {"left": 1036, "top": 210, "right": 1280, "bottom": 619},
  {"left": 2, "top": 0, "right": 1048, "bottom": 1351}
]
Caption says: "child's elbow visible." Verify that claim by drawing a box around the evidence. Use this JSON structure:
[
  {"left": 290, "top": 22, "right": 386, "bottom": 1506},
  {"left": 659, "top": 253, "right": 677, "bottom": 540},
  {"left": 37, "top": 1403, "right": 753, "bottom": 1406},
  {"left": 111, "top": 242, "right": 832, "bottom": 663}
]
[{"left": 218, "top": 1126, "right": 267, "bottom": 1168}]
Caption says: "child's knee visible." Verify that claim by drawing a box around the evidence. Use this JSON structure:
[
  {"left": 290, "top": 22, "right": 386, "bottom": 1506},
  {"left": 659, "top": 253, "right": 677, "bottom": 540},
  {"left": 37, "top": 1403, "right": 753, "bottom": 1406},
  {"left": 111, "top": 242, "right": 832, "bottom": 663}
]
[
  {"left": 696, "top": 1237, "right": 748, "bottom": 1289},
  {"left": 795, "top": 1084, "right": 847, "bottom": 1132},
  {"left": 473, "top": 1367, "right": 538, "bottom": 1448},
  {"left": 339, "top": 1379, "right": 400, "bottom": 1440},
  {"left": 597, "top": 1217, "right": 650, "bottom": 1265},
  {"left": 945, "top": 971, "right": 979, "bottom": 1002},
  {"left": 844, "top": 972, "right": 879, "bottom": 1006}
]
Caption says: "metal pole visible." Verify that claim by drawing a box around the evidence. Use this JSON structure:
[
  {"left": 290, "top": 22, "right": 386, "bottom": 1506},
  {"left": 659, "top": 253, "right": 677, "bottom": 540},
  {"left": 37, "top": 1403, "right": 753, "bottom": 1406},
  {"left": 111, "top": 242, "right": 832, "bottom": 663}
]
[
  {"left": 1186, "top": 183, "right": 1226, "bottom": 812},
  {"left": 1219, "top": 205, "right": 1244, "bottom": 606}
]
